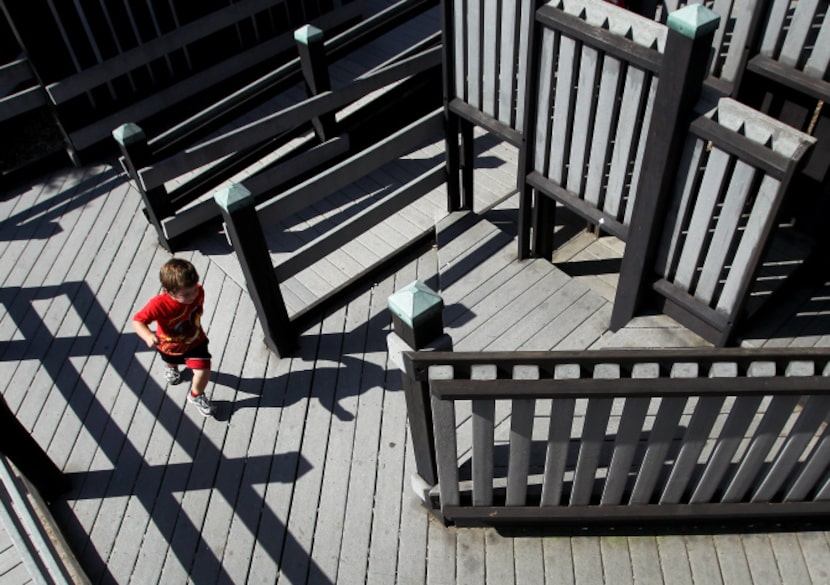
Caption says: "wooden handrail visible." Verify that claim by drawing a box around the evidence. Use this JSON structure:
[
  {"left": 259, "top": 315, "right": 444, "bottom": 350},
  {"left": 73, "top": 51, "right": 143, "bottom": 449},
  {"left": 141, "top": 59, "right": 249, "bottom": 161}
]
[{"left": 137, "top": 45, "right": 442, "bottom": 190}]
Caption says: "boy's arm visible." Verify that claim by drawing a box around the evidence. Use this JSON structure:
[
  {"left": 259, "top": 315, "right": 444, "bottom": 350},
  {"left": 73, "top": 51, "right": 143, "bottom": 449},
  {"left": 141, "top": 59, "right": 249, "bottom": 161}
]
[{"left": 132, "top": 320, "right": 159, "bottom": 348}]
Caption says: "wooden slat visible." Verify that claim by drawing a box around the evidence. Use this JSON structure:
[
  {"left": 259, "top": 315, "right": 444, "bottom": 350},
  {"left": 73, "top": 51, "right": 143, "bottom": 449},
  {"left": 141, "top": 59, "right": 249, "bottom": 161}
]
[
  {"left": 603, "top": 64, "right": 647, "bottom": 219},
  {"left": 497, "top": 0, "right": 518, "bottom": 127},
  {"left": 566, "top": 44, "right": 600, "bottom": 197},
  {"left": 570, "top": 363, "right": 618, "bottom": 506},
  {"left": 785, "top": 424, "right": 830, "bottom": 501},
  {"left": 629, "top": 363, "right": 695, "bottom": 505},
  {"left": 466, "top": 0, "right": 481, "bottom": 110},
  {"left": 505, "top": 365, "right": 538, "bottom": 506},
  {"left": 482, "top": 0, "right": 498, "bottom": 118},
  {"left": 532, "top": 28, "right": 556, "bottom": 175},
  {"left": 778, "top": 0, "right": 818, "bottom": 69},
  {"left": 430, "top": 366, "right": 460, "bottom": 509},
  {"left": 548, "top": 35, "right": 577, "bottom": 185},
  {"left": 672, "top": 146, "right": 730, "bottom": 292},
  {"left": 751, "top": 395, "right": 830, "bottom": 501},
  {"left": 452, "top": 0, "right": 465, "bottom": 100},
  {"left": 659, "top": 361, "right": 736, "bottom": 504},
  {"left": 601, "top": 362, "right": 658, "bottom": 505},
  {"left": 655, "top": 136, "right": 706, "bottom": 279},
  {"left": 540, "top": 364, "right": 579, "bottom": 506},
  {"left": 715, "top": 174, "right": 781, "bottom": 314},
  {"left": 694, "top": 159, "right": 756, "bottom": 304},
  {"left": 584, "top": 53, "right": 622, "bottom": 207},
  {"left": 471, "top": 365, "right": 496, "bottom": 506}
]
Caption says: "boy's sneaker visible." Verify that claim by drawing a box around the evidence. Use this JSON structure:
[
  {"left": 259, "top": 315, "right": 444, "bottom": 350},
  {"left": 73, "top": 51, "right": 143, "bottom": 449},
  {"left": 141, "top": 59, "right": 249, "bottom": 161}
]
[
  {"left": 187, "top": 392, "right": 216, "bottom": 417},
  {"left": 165, "top": 367, "right": 181, "bottom": 385}
]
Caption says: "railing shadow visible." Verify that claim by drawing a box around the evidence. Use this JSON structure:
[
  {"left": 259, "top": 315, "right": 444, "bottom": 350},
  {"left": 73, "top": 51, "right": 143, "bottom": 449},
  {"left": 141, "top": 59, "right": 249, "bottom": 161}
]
[{"left": 0, "top": 280, "right": 337, "bottom": 585}]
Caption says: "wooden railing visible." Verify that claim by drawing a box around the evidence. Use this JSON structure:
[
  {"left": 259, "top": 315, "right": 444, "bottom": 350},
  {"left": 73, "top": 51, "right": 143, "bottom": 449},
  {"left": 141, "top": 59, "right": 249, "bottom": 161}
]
[
  {"left": 2, "top": 0, "right": 363, "bottom": 161},
  {"left": 401, "top": 348, "right": 830, "bottom": 527},
  {"left": 214, "top": 109, "right": 446, "bottom": 356},
  {"left": 115, "top": 0, "right": 441, "bottom": 252}
]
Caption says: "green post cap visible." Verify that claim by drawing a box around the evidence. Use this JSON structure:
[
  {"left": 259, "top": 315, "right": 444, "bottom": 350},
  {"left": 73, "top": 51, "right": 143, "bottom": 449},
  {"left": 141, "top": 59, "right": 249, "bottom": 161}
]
[
  {"left": 387, "top": 280, "right": 443, "bottom": 328},
  {"left": 112, "top": 123, "right": 145, "bottom": 146},
  {"left": 294, "top": 24, "right": 324, "bottom": 44},
  {"left": 214, "top": 183, "right": 254, "bottom": 214},
  {"left": 667, "top": 3, "right": 720, "bottom": 39}
]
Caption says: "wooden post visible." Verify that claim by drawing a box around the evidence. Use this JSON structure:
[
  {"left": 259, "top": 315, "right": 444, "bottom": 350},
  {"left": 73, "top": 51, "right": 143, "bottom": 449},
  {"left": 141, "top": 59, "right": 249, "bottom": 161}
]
[
  {"left": 517, "top": 12, "right": 542, "bottom": 259},
  {"left": 214, "top": 184, "right": 296, "bottom": 357},
  {"left": 609, "top": 4, "right": 720, "bottom": 331},
  {"left": 294, "top": 25, "right": 337, "bottom": 142},
  {"left": 112, "top": 123, "right": 174, "bottom": 252},
  {"left": 459, "top": 116, "right": 474, "bottom": 210},
  {"left": 441, "top": 0, "right": 463, "bottom": 212},
  {"left": 387, "top": 281, "right": 452, "bottom": 491}
]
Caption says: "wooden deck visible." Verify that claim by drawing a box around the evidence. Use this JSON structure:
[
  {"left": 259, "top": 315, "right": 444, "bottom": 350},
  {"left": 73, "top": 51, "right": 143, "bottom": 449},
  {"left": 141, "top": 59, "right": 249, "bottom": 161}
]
[
  {"left": 2, "top": 3, "right": 830, "bottom": 584},
  {"left": 2, "top": 140, "right": 830, "bottom": 584}
]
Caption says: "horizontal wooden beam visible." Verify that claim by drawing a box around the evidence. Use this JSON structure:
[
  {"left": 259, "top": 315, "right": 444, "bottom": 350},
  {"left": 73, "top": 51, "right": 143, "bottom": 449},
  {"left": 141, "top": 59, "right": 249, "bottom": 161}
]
[
  {"left": 405, "top": 347, "right": 830, "bottom": 380},
  {"left": 46, "top": 0, "right": 294, "bottom": 103},
  {"left": 429, "top": 376, "right": 830, "bottom": 400},
  {"left": 255, "top": 109, "right": 443, "bottom": 226},
  {"left": 747, "top": 54, "right": 830, "bottom": 103},
  {"left": 536, "top": 3, "right": 663, "bottom": 75},
  {"left": 0, "top": 86, "right": 47, "bottom": 122},
  {"left": 448, "top": 99, "right": 523, "bottom": 146},
  {"left": 526, "top": 171, "right": 628, "bottom": 240},
  {"left": 138, "top": 45, "right": 442, "bottom": 189},
  {"left": 690, "top": 115, "right": 792, "bottom": 180},
  {"left": 442, "top": 501, "right": 830, "bottom": 526}
]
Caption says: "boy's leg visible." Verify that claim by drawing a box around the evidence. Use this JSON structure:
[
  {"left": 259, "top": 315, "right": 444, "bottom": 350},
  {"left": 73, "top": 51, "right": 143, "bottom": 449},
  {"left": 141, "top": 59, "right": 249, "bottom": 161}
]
[{"left": 190, "top": 367, "right": 210, "bottom": 396}]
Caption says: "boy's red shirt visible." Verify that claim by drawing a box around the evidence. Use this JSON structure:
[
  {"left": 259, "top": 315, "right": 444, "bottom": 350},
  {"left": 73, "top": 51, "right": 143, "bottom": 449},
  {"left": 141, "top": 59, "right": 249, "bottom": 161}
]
[{"left": 133, "top": 285, "right": 207, "bottom": 355}]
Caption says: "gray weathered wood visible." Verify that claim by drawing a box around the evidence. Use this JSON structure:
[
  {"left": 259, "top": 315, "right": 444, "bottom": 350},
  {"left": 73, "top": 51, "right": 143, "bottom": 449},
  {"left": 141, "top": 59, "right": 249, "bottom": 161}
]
[
  {"left": 471, "top": 364, "right": 497, "bottom": 506},
  {"left": 601, "top": 363, "right": 658, "bottom": 505},
  {"left": 570, "top": 363, "right": 618, "bottom": 506}
]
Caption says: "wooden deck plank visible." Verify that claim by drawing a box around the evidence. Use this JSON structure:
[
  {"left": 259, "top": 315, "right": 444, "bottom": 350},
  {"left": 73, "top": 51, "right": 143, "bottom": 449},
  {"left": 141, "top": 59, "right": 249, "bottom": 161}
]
[
  {"left": 741, "top": 534, "right": 782, "bottom": 584},
  {"left": 514, "top": 537, "right": 545, "bottom": 585},
  {"left": 456, "top": 529, "right": 485, "bottom": 585},
  {"left": 28, "top": 178, "right": 136, "bottom": 445},
  {"left": 657, "top": 537, "right": 694, "bottom": 585},
  {"left": 336, "top": 272, "right": 394, "bottom": 584},
  {"left": 245, "top": 326, "right": 321, "bottom": 584},
  {"left": 713, "top": 534, "right": 753, "bottom": 585},
  {"left": 770, "top": 532, "right": 813, "bottom": 585},
  {"left": 310, "top": 288, "right": 371, "bottom": 581},
  {"left": 277, "top": 302, "right": 347, "bottom": 584},
  {"left": 366, "top": 260, "right": 415, "bottom": 585}
]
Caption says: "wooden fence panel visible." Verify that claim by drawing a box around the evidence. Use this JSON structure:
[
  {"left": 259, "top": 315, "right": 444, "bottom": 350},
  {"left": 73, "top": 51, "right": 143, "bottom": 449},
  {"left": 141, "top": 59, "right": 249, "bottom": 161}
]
[
  {"left": 448, "top": 0, "right": 535, "bottom": 134},
  {"left": 653, "top": 98, "right": 816, "bottom": 344},
  {"left": 408, "top": 349, "right": 830, "bottom": 526},
  {"left": 524, "top": 0, "right": 667, "bottom": 256}
]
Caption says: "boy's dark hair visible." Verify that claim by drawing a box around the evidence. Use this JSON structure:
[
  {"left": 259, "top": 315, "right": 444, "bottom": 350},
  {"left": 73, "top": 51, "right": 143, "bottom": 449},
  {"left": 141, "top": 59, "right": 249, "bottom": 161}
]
[{"left": 160, "top": 258, "right": 199, "bottom": 292}]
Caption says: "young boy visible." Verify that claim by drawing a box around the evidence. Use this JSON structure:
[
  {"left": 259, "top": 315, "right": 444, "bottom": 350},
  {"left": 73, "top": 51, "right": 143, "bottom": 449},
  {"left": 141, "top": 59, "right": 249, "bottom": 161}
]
[{"left": 133, "top": 258, "right": 216, "bottom": 417}]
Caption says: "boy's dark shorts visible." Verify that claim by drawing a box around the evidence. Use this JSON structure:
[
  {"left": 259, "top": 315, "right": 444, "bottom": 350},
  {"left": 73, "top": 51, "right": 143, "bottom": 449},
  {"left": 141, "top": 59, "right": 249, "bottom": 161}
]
[{"left": 159, "top": 340, "right": 211, "bottom": 370}]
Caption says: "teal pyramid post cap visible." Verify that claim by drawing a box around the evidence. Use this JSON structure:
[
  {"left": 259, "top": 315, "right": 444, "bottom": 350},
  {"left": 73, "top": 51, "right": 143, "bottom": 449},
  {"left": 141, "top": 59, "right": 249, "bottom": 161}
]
[
  {"left": 294, "top": 24, "right": 324, "bottom": 44},
  {"left": 112, "top": 123, "right": 145, "bottom": 145},
  {"left": 214, "top": 184, "right": 254, "bottom": 214},
  {"left": 387, "top": 280, "right": 443, "bottom": 327},
  {"left": 668, "top": 3, "right": 720, "bottom": 39}
]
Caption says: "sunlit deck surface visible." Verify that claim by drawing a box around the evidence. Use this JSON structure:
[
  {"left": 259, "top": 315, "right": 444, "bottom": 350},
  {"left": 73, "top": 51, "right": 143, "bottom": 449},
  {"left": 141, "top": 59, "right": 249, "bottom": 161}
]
[{"left": 3, "top": 4, "right": 830, "bottom": 585}]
